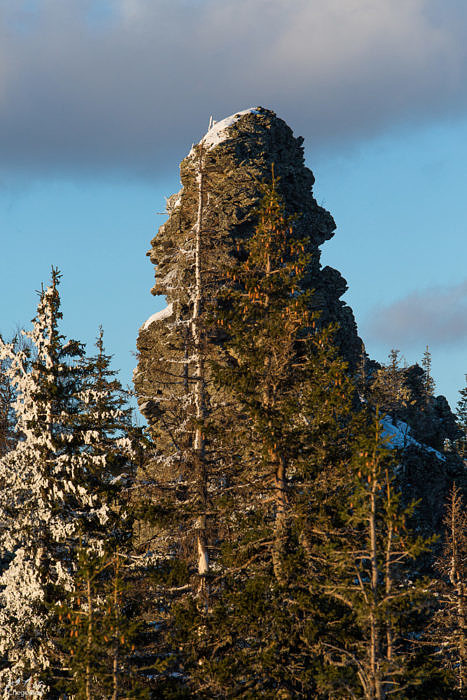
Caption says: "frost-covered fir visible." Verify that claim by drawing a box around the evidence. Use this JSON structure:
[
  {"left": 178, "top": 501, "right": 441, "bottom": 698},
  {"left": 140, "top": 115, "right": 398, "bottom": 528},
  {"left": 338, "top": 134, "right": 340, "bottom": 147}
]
[
  {"left": 57, "top": 328, "right": 139, "bottom": 698},
  {"left": 0, "top": 271, "right": 111, "bottom": 698},
  {"left": 76, "top": 327, "right": 135, "bottom": 541},
  {"left": 0, "top": 343, "right": 15, "bottom": 457},
  {"left": 135, "top": 139, "right": 232, "bottom": 596}
]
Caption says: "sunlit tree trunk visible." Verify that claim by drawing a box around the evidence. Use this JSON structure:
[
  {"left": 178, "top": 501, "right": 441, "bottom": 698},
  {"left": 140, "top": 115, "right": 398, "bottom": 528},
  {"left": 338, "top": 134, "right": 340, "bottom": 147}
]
[
  {"left": 85, "top": 571, "right": 93, "bottom": 700},
  {"left": 192, "top": 148, "right": 209, "bottom": 597}
]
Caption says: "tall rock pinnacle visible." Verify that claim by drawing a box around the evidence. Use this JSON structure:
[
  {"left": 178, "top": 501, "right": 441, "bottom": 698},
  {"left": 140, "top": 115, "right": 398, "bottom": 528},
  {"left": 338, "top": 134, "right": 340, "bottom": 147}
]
[{"left": 135, "top": 107, "right": 363, "bottom": 425}]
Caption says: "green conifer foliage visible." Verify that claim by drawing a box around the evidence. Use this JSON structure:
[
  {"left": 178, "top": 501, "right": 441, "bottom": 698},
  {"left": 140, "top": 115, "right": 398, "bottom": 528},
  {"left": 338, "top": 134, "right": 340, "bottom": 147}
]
[
  {"left": 57, "top": 547, "right": 149, "bottom": 699},
  {"left": 135, "top": 142, "right": 232, "bottom": 599},
  {"left": 0, "top": 273, "right": 137, "bottom": 697},
  {"left": 0, "top": 340, "right": 17, "bottom": 457},
  {"left": 317, "top": 413, "right": 437, "bottom": 699},
  {"left": 57, "top": 547, "right": 109, "bottom": 699},
  {"left": 431, "top": 484, "right": 467, "bottom": 695},
  {"left": 213, "top": 175, "right": 354, "bottom": 581},
  {"left": 0, "top": 270, "right": 91, "bottom": 696},
  {"left": 456, "top": 375, "right": 467, "bottom": 459},
  {"left": 173, "top": 178, "right": 357, "bottom": 697},
  {"left": 369, "top": 350, "right": 413, "bottom": 421},
  {"left": 421, "top": 346, "right": 435, "bottom": 401},
  {"left": 132, "top": 143, "right": 235, "bottom": 693},
  {"left": 54, "top": 327, "right": 146, "bottom": 696},
  {"left": 75, "top": 326, "right": 137, "bottom": 549}
]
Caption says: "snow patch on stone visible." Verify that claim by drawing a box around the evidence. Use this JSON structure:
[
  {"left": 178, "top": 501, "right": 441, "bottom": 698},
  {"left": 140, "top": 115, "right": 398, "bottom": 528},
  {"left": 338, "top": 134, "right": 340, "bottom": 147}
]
[
  {"left": 382, "top": 415, "right": 445, "bottom": 461},
  {"left": 166, "top": 189, "right": 182, "bottom": 213},
  {"left": 142, "top": 303, "right": 173, "bottom": 330},
  {"left": 200, "top": 108, "right": 260, "bottom": 151}
]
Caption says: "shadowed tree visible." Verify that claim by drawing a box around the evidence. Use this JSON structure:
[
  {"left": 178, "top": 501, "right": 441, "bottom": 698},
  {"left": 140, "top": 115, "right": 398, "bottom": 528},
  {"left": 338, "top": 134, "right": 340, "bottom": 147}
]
[{"left": 431, "top": 484, "right": 467, "bottom": 695}]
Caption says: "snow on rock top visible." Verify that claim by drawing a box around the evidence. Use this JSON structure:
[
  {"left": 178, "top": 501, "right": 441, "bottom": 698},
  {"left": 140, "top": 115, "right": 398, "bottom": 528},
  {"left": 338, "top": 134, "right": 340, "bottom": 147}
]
[
  {"left": 199, "top": 108, "right": 260, "bottom": 151},
  {"left": 142, "top": 303, "right": 173, "bottom": 330}
]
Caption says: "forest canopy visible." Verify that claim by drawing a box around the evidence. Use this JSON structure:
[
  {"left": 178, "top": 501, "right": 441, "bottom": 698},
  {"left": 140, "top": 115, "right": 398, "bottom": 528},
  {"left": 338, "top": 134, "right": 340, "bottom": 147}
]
[{"left": 0, "top": 109, "right": 465, "bottom": 699}]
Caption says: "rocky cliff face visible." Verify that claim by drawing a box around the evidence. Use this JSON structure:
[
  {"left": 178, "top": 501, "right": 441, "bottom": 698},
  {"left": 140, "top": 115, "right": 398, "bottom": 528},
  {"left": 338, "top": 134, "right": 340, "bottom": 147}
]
[
  {"left": 135, "top": 107, "right": 363, "bottom": 421},
  {"left": 134, "top": 106, "right": 465, "bottom": 536}
]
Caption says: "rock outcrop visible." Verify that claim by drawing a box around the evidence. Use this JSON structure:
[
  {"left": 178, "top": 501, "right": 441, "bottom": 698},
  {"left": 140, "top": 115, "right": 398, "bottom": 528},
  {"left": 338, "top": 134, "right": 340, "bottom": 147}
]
[
  {"left": 135, "top": 107, "right": 363, "bottom": 420},
  {"left": 134, "top": 105, "right": 465, "bottom": 537}
]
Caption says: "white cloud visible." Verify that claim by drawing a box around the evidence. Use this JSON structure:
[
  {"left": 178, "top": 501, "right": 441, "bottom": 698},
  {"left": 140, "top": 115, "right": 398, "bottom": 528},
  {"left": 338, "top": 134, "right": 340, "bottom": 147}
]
[{"left": 0, "top": 0, "right": 466, "bottom": 175}]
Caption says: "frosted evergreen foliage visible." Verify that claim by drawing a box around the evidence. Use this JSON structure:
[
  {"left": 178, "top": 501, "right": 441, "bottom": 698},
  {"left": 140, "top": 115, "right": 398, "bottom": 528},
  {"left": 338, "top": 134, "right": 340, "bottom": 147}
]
[
  {"left": 76, "top": 326, "right": 135, "bottom": 548},
  {"left": 0, "top": 341, "right": 17, "bottom": 457},
  {"left": 0, "top": 271, "right": 112, "bottom": 695}
]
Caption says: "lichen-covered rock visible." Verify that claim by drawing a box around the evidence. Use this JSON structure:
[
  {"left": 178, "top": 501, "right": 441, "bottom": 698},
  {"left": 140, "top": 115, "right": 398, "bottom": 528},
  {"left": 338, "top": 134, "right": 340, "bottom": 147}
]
[{"left": 135, "top": 107, "right": 363, "bottom": 423}]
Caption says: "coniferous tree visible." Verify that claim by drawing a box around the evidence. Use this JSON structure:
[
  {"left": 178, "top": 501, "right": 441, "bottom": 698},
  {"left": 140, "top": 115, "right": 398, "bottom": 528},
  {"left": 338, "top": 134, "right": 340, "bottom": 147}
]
[
  {"left": 137, "top": 141, "right": 228, "bottom": 593},
  {"left": 132, "top": 120, "right": 463, "bottom": 696},
  {"left": 456, "top": 375, "right": 467, "bottom": 460},
  {"left": 56, "top": 328, "right": 142, "bottom": 697},
  {"left": 58, "top": 547, "right": 147, "bottom": 700},
  {"left": 421, "top": 346, "right": 435, "bottom": 402},
  {"left": 0, "top": 271, "right": 109, "bottom": 697},
  {"left": 79, "top": 328, "right": 134, "bottom": 467},
  {"left": 212, "top": 175, "right": 354, "bottom": 584},
  {"left": 369, "top": 350, "right": 413, "bottom": 421},
  {"left": 431, "top": 484, "right": 467, "bottom": 695},
  {"left": 76, "top": 326, "right": 136, "bottom": 545},
  {"left": 133, "top": 141, "right": 238, "bottom": 693},
  {"left": 57, "top": 546, "right": 109, "bottom": 700},
  {"left": 173, "top": 177, "right": 357, "bottom": 698},
  {"left": 0, "top": 346, "right": 15, "bottom": 457},
  {"left": 317, "top": 413, "right": 436, "bottom": 699}
]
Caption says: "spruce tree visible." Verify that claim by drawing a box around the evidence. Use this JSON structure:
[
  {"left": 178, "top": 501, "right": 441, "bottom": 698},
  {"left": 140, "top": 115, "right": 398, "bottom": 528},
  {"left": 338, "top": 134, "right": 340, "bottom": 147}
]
[
  {"left": 133, "top": 141, "right": 237, "bottom": 693},
  {"left": 212, "top": 174, "right": 354, "bottom": 585},
  {"left": 76, "top": 326, "right": 136, "bottom": 542},
  {"left": 56, "top": 328, "right": 141, "bottom": 697},
  {"left": 136, "top": 142, "right": 228, "bottom": 596},
  {"left": 456, "top": 375, "right": 467, "bottom": 459},
  {"left": 134, "top": 110, "right": 365, "bottom": 694},
  {"left": 175, "top": 177, "right": 356, "bottom": 697},
  {"left": 0, "top": 343, "right": 15, "bottom": 457},
  {"left": 57, "top": 547, "right": 148, "bottom": 700},
  {"left": 369, "top": 349, "right": 413, "bottom": 421},
  {"left": 316, "top": 412, "right": 437, "bottom": 699},
  {"left": 421, "top": 345, "right": 435, "bottom": 401},
  {"left": 431, "top": 484, "right": 467, "bottom": 695},
  {"left": 0, "top": 271, "right": 109, "bottom": 697}
]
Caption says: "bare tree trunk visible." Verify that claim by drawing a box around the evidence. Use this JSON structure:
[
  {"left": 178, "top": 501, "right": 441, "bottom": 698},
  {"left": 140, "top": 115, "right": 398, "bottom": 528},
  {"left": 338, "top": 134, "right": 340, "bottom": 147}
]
[
  {"left": 112, "top": 555, "right": 120, "bottom": 700},
  {"left": 112, "top": 651, "right": 119, "bottom": 700},
  {"left": 86, "top": 572, "right": 93, "bottom": 700},
  {"left": 385, "top": 471, "right": 394, "bottom": 668},
  {"left": 457, "top": 578, "right": 466, "bottom": 693},
  {"left": 193, "top": 148, "right": 209, "bottom": 598},
  {"left": 263, "top": 249, "right": 289, "bottom": 586},
  {"left": 272, "top": 451, "right": 288, "bottom": 585},
  {"left": 369, "top": 462, "right": 382, "bottom": 700},
  {"left": 449, "top": 487, "right": 466, "bottom": 693}
]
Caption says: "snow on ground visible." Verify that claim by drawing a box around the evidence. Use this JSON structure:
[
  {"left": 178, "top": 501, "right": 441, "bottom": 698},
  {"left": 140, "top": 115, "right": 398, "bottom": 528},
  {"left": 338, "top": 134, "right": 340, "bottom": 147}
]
[
  {"left": 381, "top": 415, "right": 445, "bottom": 461},
  {"left": 142, "top": 303, "right": 173, "bottom": 330}
]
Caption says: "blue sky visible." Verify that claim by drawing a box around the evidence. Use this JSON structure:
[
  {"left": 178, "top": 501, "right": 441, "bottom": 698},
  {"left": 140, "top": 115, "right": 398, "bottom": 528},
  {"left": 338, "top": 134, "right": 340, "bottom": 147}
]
[{"left": 1, "top": 0, "right": 466, "bottom": 410}]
